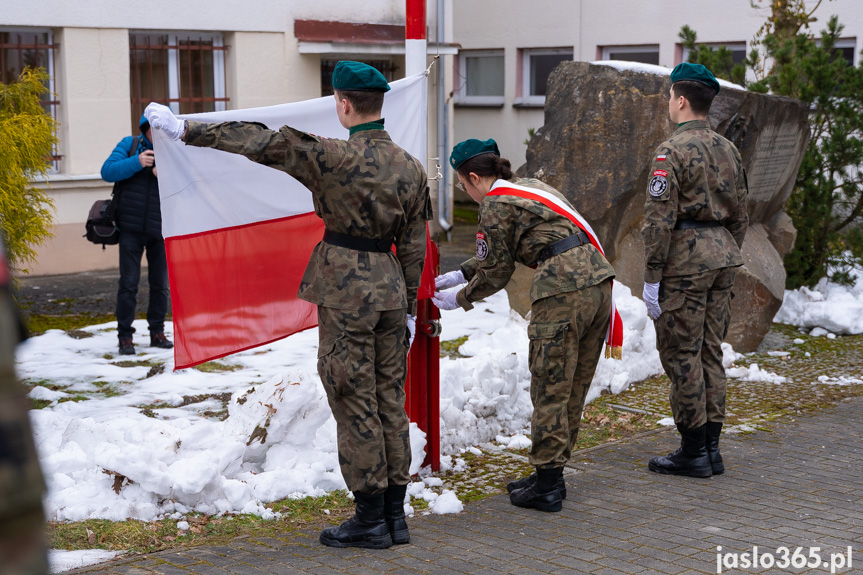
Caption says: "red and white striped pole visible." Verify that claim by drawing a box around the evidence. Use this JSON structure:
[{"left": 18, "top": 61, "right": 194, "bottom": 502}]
[
  {"left": 405, "top": 0, "right": 427, "bottom": 77},
  {"left": 404, "top": 0, "right": 441, "bottom": 472}
]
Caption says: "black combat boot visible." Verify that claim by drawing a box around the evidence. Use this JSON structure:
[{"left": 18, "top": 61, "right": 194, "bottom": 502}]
[
  {"left": 509, "top": 467, "right": 564, "bottom": 512},
  {"left": 384, "top": 484, "right": 410, "bottom": 544},
  {"left": 506, "top": 472, "right": 567, "bottom": 500},
  {"left": 706, "top": 422, "right": 724, "bottom": 475},
  {"left": 319, "top": 492, "right": 392, "bottom": 549},
  {"left": 648, "top": 425, "right": 712, "bottom": 478}
]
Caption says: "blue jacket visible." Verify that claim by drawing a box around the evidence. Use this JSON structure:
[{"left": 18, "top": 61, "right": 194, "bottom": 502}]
[
  {"left": 100, "top": 133, "right": 153, "bottom": 182},
  {"left": 101, "top": 115, "right": 162, "bottom": 237}
]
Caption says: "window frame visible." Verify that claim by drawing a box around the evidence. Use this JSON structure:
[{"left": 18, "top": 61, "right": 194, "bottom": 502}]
[
  {"left": 0, "top": 27, "right": 60, "bottom": 170},
  {"left": 516, "top": 47, "right": 573, "bottom": 107},
  {"left": 600, "top": 44, "right": 660, "bottom": 65},
  {"left": 681, "top": 42, "right": 747, "bottom": 66},
  {"left": 821, "top": 37, "right": 857, "bottom": 67},
  {"left": 454, "top": 48, "right": 505, "bottom": 107},
  {"left": 129, "top": 30, "right": 228, "bottom": 131}
]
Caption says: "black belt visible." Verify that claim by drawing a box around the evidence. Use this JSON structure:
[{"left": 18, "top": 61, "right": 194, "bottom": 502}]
[
  {"left": 674, "top": 219, "right": 722, "bottom": 230},
  {"left": 323, "top": 229, "right": 393, "bottom": 253},
  {"left": 537, "top": 231, "right": 590, "bottom": 264}
]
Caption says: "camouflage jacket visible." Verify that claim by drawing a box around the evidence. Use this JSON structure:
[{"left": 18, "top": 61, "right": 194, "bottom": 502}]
[
  {"left": 184, "top": 121, "right": 431, "bottom": 314},
  {"left": 456, "top": 177, "right": 615, "bottom": 310},
  {"left": 642, "top": 120, "right": 749, "bottom": 283},
  {"left": 0, "top": 239, "right": 43, "bottom": 522}
]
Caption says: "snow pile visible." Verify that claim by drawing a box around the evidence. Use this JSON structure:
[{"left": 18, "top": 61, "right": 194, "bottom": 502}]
[
  {"left": 775, "top": 267, "right": 863, "bottom": 334},
  {"left": 725, "top": 363, "right": 787, "bottom": 384},
  {"left": 49, "top": 550, "right": 122, "bottom": 572}
]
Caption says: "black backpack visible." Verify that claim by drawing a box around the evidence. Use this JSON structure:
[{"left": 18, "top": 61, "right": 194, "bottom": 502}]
[{"left": 85, "top": 136, "right": 138, "bottom": 249}]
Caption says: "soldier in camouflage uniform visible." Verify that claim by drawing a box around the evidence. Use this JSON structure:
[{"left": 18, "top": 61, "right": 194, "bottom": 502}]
[
  {"left": 433, "top": 139, "right": 616, "bottom": 512},
  {"left": 0, "top": 238, "right": 49, "bottom": 574},
  {"left": 642, "top": 63, "right": 749, "bottom": 478},
  {"left": 145, "top": 61, "right": 430, "bottom": 549}
]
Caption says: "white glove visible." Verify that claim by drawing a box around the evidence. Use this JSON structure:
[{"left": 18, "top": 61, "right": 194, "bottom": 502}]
[
  {"left": 407, "top": 315, "right": 416, "bottom": 348},
  {"left": 435, "top": 270, "right": 466, "bottom": 290},
  {"left": 144, "top": 103, "right": 185, "bottom": 141},
  {"left": 432, "top": 290, "right": 460, "bottom": 311},
  {"left": 643, "top": 282, "right": 662, "bottom": 320}
]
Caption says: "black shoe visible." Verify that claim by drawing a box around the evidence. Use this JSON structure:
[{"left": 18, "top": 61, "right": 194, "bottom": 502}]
[
  {"left": 506, "top": 473, "right": 567, "bottom": 500},
  {"left": 706, "top": 422, "right": 725, "bottom": 475},
  {"left": 384, "top": 484, "right": 410, "bottom": 544},
  {"left": 509, "top": 483, "right": 563, "bottom": 512},
  {"left": 118, "top": 337, "right": 135, "bottom": 355},
  {"left": 150, "top": 333, "right": 174, "bottom": 349},
  {"left": 320, "top": 492, "right": 392, "bottom": 549},
  {"left": 648, "top": 425, "right": 712, "bottom": 478}
]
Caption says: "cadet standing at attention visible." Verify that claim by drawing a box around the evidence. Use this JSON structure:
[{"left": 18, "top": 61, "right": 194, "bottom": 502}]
[
  {"left": 433, "top": 139, "right": 622, "bottom": 512},
  {"left": 642, "top": 63, "right": 749, "bottom": 478},
  {"left": 145, "top": 61, "right": 431, "bottom": 549}
]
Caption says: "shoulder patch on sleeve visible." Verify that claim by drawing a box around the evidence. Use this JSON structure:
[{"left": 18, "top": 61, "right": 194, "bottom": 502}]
[
  {"left": 649, "top": 172, "right": 669, "bottom": 197},
  {"left": 476, "top": 232, "right": 489, "bottom": 261}
]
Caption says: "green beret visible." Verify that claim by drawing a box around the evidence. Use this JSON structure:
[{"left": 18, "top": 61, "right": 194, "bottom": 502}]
[
  {"left": 450, "top": 138, "right": 501, "bottom": 170},
  {"left": 670, "top": 62, "right": 720, "bottom": 94},
  {"left": 332, "top": 61, "right": 391, "bottom": 92}
]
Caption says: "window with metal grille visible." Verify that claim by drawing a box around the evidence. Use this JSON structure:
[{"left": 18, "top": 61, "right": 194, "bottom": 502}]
[
  {"left": 129, "top": 32, "right": 228, "bottom": 132},
  {"left": 0, "top": 28, "right": 61, "bottom": 168},
  {"left": 320, "top": 59, "right": 397, "bottom": 97}
]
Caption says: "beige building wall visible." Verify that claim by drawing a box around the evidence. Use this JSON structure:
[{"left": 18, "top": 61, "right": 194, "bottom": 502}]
[{"left": 5, "top": 0, "right": 438, "bottom": 276}]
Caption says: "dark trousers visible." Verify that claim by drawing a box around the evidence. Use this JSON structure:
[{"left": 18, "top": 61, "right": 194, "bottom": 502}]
[{"left": 116, "top": 230, "right": 169, "bottom": 339}]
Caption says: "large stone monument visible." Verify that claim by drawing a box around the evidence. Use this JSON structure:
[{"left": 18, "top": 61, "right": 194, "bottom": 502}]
[{"left": 512, "top": 61, "right": 810, "bottom": 351}]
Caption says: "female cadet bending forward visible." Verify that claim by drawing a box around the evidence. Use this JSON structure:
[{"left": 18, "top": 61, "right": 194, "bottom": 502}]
[{"left": 433, "top": 139, "right": 621, "bottom": 512}]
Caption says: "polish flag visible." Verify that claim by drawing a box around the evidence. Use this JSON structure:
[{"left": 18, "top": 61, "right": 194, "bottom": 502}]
[{"left": 151, "top": 73, "right": 430, "bottom": 370}]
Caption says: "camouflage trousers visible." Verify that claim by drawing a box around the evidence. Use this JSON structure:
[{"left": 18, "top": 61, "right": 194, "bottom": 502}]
[
  {"left": 655, "top": 266, "right": 737, "bottom": 430},
  {"left": 317, "top": 305, "right": 411, "bottom": 494},
  {"left": 528, "top": 280, "right": 612, "bottom": 469},
  {"left": 0, "top": 292, "right": 48, "bottom": 575}
]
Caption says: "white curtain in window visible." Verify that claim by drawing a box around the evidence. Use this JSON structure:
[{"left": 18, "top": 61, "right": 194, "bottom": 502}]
[{"left": 466, "top": 55, "right": 504, "bottom": 96}]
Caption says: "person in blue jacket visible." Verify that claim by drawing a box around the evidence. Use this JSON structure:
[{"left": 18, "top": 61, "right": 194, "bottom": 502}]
[{"left": 101, "top": 114, "right": 172, "bottom": 355}]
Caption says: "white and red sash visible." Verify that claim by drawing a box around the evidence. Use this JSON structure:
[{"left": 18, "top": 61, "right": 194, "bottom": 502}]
[{"left": 487, "top": 180, "right": 623, "bottom": 359}]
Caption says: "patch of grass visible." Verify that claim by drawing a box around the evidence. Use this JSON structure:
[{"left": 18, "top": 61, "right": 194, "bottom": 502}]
[
  {"left": 577, "top": 400, "right": 661, "bottom": 448},
  {"left": 440, "top": 336, "right": 469, "bottom": 359},
  {"left": 439, "top": 450, "right": 535, "bottom": 503},
  {"left": 48, "top": 492, "right": 358, "bottom": 554},
  {"left": 268, "top": 491, "right": 354, "bottom": 522},
  {"left": 452, "top": 205, "right": 478, "bottom": 224},
  {"left": 193, "top": 361, "right": 244, "bottom": 373},
  {"left": 23, "top": 313, "right": 115, "bottom": 336},
  {"left": 113, "top": 360, "right": 161, "bottom": 369},
  {"left": 66, "top": 329, "right": 94, "bottom": 339},
  {"left": 93, "top": 381, "right": 123, "bottom": 398},
  {"left": 57, "top": 395, "right": 90, "bottom": 404},
  {"left": 30, "top": 399, "right": 52, "bottom": 410},
  {"left": 22, "top": 380, "right": 67, "bottom": 392},
  {"left": 200, "top": 409, "right": 229, "bottom": 421},
  {"left": 136, "top": 393, "right": 234, "bottom": 418}
]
